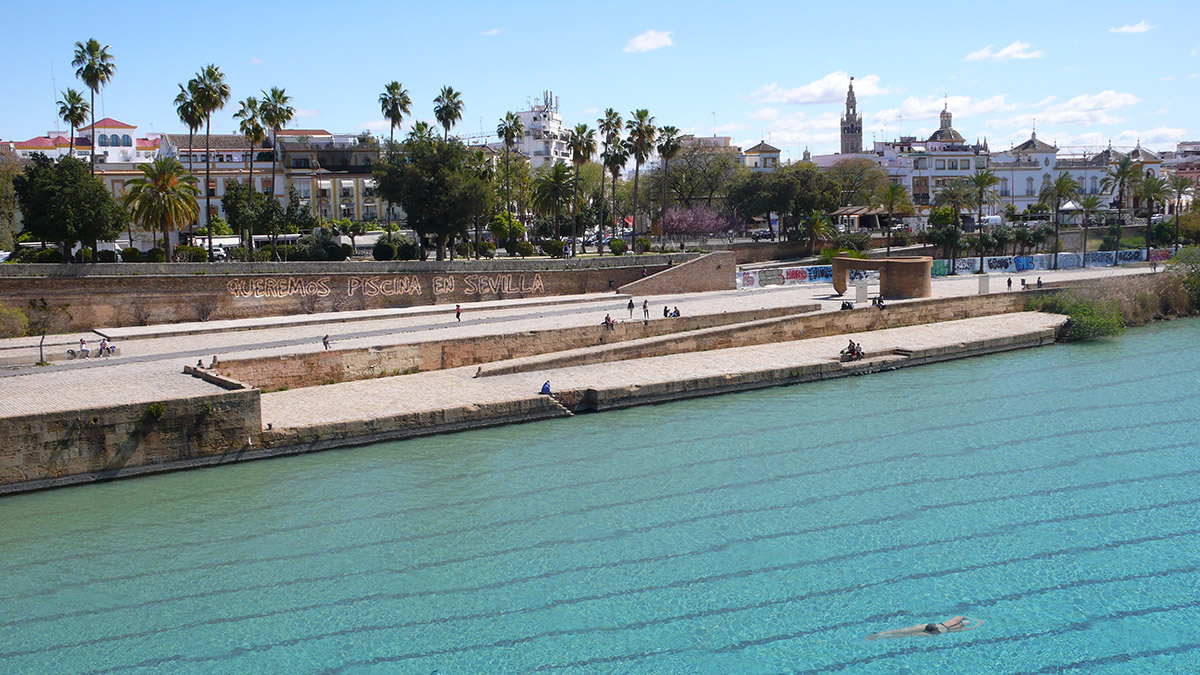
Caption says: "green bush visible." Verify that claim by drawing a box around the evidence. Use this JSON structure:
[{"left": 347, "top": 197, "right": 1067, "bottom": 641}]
[
  {"left": 1119, "top": 236, "right": 1146, "bottom": 251},
  {"left": 145, "top": 247, "right": 167, "bottom": 263},
  {"left": 889, "top": 229, "right": 913, "bottom": 247},
  {"left": 515, "top": 241, "right": 535, "bottom": 257},
  {"left": 1028, "top": 293, "right": 1125, "bottom": 341},
  {"left": 75, "top": 247, "right": 94, "bottom": 263},
  {"left": 373, "top": 240, "right": 397, "bottom": 261},
  {"left": 0, "top": 303, "right": 28, "bottom": 338},
  {"left": 634, "top": 237, "right": 651, "bottom": 254},
  {"left": 817, "top": 248, "right": 868, "bottom": 264},
  {"left": 175, "top": 245, "right": 207, "bottom": 262},
  {"left": 340, "top": 243, "right": 354, "bottom": 260},
  {"left": 95, "top": 249, "right": 118, "bottom": 263},
  {"left": 609, "top": 238, "right": 628, "bottom": 256},
  {"left": 478, "top": 241, "right": 496, "bottom": 258},
  {"left": 834, "top": 232, "right": 872, "bottom": 251},
  {"left": 121, "top": 247, "right": 142, "bottom": 263},
  {"left": 455, "top": 241, "right": 472, "bottom": 258},
  {"left": 541, "top": 239, "right": 566, "bottom": 258},
  {"left": 395, "top": 236, "right": 420, "bottom": 261},
  {"left": 32, "top": 248, "right": 64, "bottom": 264}
]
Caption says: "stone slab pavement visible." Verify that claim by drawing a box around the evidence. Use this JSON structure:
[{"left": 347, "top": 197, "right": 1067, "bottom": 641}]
[{"left": 260, "top": 312, "right": 1066, "bottom": 431}]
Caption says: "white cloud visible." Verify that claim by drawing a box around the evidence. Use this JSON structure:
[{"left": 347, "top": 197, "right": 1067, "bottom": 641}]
[
  {"left": 964, "top": 41, "right": 1044, "bottom": 61},
  {"left": 872, "top": 94, "right": 1019, "bottom": 124},
  {"left": 583, "top": 107, "right": 599, "bottom": 114},
  {"left": 623, "top": 30, "right": 673, "bottom": 53},
  {"left": 294, "top": 109, "right": 320, "bottom": 119},
  {"left": 715, "top": 122, "right": 746, "bottom": 133},
  {"left": 751, "top": 71, "right": 893, "bottom": 105},
  {"left": 481, "top": 27, "right": 502, "bottom": 36},
  {"left": 748, "top": 107, "right": 780, "bottom": 121},
  {"left": 358, "top": 119, "right": 392, "bottom": 132},
  {"left": 1113, "top": 127, "right": 1186, "bottom": 146},
  {"left": 753, "top": 111, "right": 843, "bottom": 147},
  {"left": 1192, "top": 47, "right": 1199, "bottom": 56},
  {"left": 250, "top": 57, "right": 263, "bottom": 65},
  {"left": 1161, "top": 76, "right": 1174, "bottom": 81},
  {"left": 993, "top": 90, "right": 1139, "bottom": 128},
  {"left": 1110, "top": 21, "right": 1155, "bottom": 33}
]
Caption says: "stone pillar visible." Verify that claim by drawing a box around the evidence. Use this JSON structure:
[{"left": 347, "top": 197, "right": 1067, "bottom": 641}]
[{"left": 979, "top": 274, "right": 990, "bottom": 295}]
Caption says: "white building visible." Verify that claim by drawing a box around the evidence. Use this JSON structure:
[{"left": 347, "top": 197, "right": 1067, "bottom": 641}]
[
  {"left": 11, "top": 117, "right": 159, "bottom": 164},
  {"left": 513, "top": 91, "right": 571, "bottom": 170},
  {"left": 743, "top": 141, "right": 781, "bottom": 172}
]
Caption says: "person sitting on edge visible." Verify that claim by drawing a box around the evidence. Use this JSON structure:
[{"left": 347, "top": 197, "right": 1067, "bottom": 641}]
[
  {"left": 99, "top": 338, "right": 110, "bottom": 357},
  {"left": 78, "top": 339, "right": 90, "bottom": 359},
  {"left": 664, "top": 305, "right": 670, "bottom": 318},
  {"left": 1036, "top": 276, "right": 1043, "bottom": 288},
  {"left": 540, "top": 380, "right": 552, "bottom": 396},
  {"left": 866, "top": 616, "right": 980, "bottom": 640},
  {"left": 671, "top": 306, "right": 681, "bottom": 318},
  {"left": 876, "top": 297, "right": 886, "bottom": 310},
  {"left": 603, "top": 313, "right": 614, "bottom": 330}
]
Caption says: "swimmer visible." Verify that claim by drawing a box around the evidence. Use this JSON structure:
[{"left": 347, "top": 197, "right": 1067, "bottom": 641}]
[{"left": 866, "top": 616, "right": 981, "bottom": 640}]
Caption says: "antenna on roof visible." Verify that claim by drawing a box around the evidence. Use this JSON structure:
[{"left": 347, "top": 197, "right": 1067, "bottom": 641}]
[{"left": 712, "top": 111, "right": 716, "bottom": 137}]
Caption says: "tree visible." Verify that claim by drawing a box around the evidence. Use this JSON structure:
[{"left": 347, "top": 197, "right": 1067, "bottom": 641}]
[
  {"left": 71, "top": 38, "right": 115, "bottom": 176},
  {"left": 13, "top": 155, "right": 124, "bottom": 258},
  {"left": 932, "top": 179, "right": 976, "bottom": 273},
  {"left": 234, "top": 96, "right": 266, "bottom": 252},
  {"left": 624, "top": 109, "right": 657, "bottom": 243},
  {"left": 798, "top": 211, "right": 837, "bottom": 253},
  {"left": 0, "top": 153, "right": 24, "bottom": 251},
  {"left": 532, "top": 163, "right": 575, "bottom": 240},
  {"left": 1169, "top": 174, "right": 1195, "bottom": 254},
  {"left": 174, "top": 80, "right": 205, "bottom": 241},
  {"left": 378, "top": 81, "right": 412, "bottom": 147},
  {"left": 496, "top": 111, "right": 524, "bottom": 250},
  {"left": 258, "top": 86, "right": 294, "bottom": 209},
  {"left": 828, "top": 157, "right": 887, "bottom": 206},
  {"left": 56, "top": 89, "right": 89, "bottom": 156},
  {"left": 464, "top": 148, "right": 495, "bottom": 258},
  {"left": 656, "top": 125, "right": 682, "bottom": 247},
  {"left": 1101, "top": 156, "right": 1141, "bottom": 266},
  {"left": 1077, "top": 194, "right": 1104, "bottom": 266},
  {"left": 875, "top": 181, "right": 914, "bottom": 255},
  {"left": 122, "top": 157, "right": 200, "bottom": 258},
  {"left": 25, "top": 299, "right": 71, "bottom": 365},
  {"left": 1039, "top": 171, "right": 1080, "bottom": 270},
  {"left": 343, "top": 220, "right": 368, "bottom": 253},
  {"left": 568, "top": 123, "right": 596, "bottom": 255},
  {"left": 193, "top": 64, "right": 231, "bottom": 259},
  {"left": 966, "top": 168, "right": 1001, "bottom": 269},
  {"left": 596, "top": 109, "right": 624, "bottom": 252},
  {"left": 433, "top": 86, "right": 463, "bottom": 140},
  {"left": 1135, "top": 173, "right": 1170, "bottom": 261},
  {"left": 605, "top": 144, "right": 629, "bottom": 244}
]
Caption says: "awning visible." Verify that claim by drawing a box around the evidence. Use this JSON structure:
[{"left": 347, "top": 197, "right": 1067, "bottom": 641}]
[
  {"left": 340, "top": 179, "right": 354, "bottom": 189},
  {"left": 363, "top": 178, "right": 377, "bottom": 189},
  {"left": 318, "top": 179, "right": 332, "bottom": 189}
]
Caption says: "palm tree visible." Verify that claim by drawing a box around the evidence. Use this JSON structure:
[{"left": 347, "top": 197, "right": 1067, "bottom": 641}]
[
  {"left": 71, "top": 38, "right": 115, "bottom": 176},
  {"left": 597, "top": 109, "right": 623, "bottom": 251},
  {"left": 966, "top": 168, "right": 1002, "bottom": 270},
  {"left": 1135, "top": 173, "right": 1170, "bottom": 262},
  {"left": 496, "top": 112, "right": 525, "bottom": 245},
  {"left": 932, "top": 178, "right": 976, "bottom": 273},
  {"left": 875, "top": 182, "right": 914, "bottom": 256},
  {"left": 433, "top": 86, "right": 463, "bottom": 140},
  {"left": 408, "top": 121, "right": 436, "bottom": 144},
  {"left": 1039, "top": 171, "right": 1080, "bottom": 270},
  {"left": 174, "top": 80, "right": 205, "bottom": 243},
  {"left": 1101, "top": 156, "right": 1141, "bottom": 266},
  {"left": 1168, "top": 174, "right": 1195, "bottom": 254},
  {"left": 1077, "top": 194, "right": 1104, "bottom": 267},
  {"left": 656, "top": 125, "right": 682, "bottom": 248},
  {"left": 624, "top": 109, "right": 657, "bottom": 244},
  {"left": 121, "top": 157, "right": 200, "bottom": 258},
  {"left": 193, "top": 64, "right": 231, "bottom": 259},
  {"left": 258, "top": 86, "right": 295, "bottom": 209},
  {"left": 234, "top": 96, "right": 266, "bottom": 254},
  {"left": 605, "top": 144, "right": 629, "bottom": 245},
  {"left": 532, "top": 163, "right": 575, "bottom": 240},
  {"left": 799, "top": 211, "right": 837, "bottom": 253},
  {"left": 567, "top": 123, "right": 596, "bottom": 256},
  {"left": 57, "top": 89, "right": 89, "bottom": 156},
  {"left": 378, "top": 81, "right": 412, "bottom": 147}
]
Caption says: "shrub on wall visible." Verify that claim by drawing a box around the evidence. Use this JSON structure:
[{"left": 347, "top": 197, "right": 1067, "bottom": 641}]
[
  {"left": 373, "top": 240, "right": 396, "bottom": 261},
  {"left": 634, "top": 237, "right": 651, "bottom": 254},
  {"left": 478, "top": 241, "right": 496, "bottom": 258},
  {"left": 145, "top": 247, "right": 167, "bottom": 263},
  {"left": 515, "top": 241, "right": 535, "bottom": 257},
  {"left": 540, "top": 239, "right": 566, "bottom": 258},
  {"left": 455, "top": 241, "right": 472, "bottom": 258},
  {"left": 95, "top": 249, "right": 118, "bottom": 263},
  {"left": 175, "top": 245, "right": 207, "bottom": 262},
  {"left": 608, "top": 239, "right": 628, "bottom": 256},
  {"left": 75, "top": 248, "right": 94, "bottom": 263},
  {"left": 340, "top": 243, "right": 354, "bottom": 260},
  {"left": 0, "top": 303, "right": 28, "bottom": 338},
  {"left": 31, "top": 249, "right": 64, "bottom": 264},
  {"left": 121, "top": 247, "right": 142, "bottom": 263},
  {"left": 395, "top": 237, "right": 420, "bottom": 261}
]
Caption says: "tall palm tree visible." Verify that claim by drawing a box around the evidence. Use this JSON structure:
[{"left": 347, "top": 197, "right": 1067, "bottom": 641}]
[
  {"left": 966, "top": 168, "right": 1001, "bottom": 270},
  {"left": 71, "top": 38, "right": 115, "bottom": 175},
  {"left": 1168, "top": 174, "right": 1195, "bottom": 254},
  {"left": 496, "top": 112, "right": 525, "bottom": 243},
  {"left": 57, "top": 89, "right": 89, "bottom": 156},
  {"left": 656, "top": 125, "right": 682, "bottom": 247},
  {"left": 932, "top": 178, "right": 976, "bottom": 273},
  {"left": 1039, "top": 171, "right": 1080, "bottom": 270},
  {"left": 234, "top": 96, "right": 266, "bottom": 254},
  {"left": 1135, "top": 173, "right": 1170, "bottom": 262},
  {"left": 1101, "top": 156, "right": 1141, "bottom": 266},
  {"left": 258, "top": 86, "right": 294, "bottom": 209},
  {"left": 624, "top": 109, "right": 657, "bottom": 243},
  {"left": 121, "top": 157, "right": 200, "bottom": 258},
  {"left": 193, "top": 64, "right": 231, "bottom": 259},
  {"left": 568, "top": 123, "right": 596, "bottom": 256},
  {"left": 605, "top": 144, "right": 629, "bottom": 245},
  {"left": 174, "top": 80, "right": 205, "bottom": 242},
  {"left": 875, "top": 181, "right": 914, "bottom": 256},
  {"left": 532, "top": 163, "right": 575, "bottom": 240},
  {"left": 433, "top": 86, "right": 463, "bottom": 140},
  {"left": 1080, "top": 192, "right": 1104, "bottom": 265},
  {"left": 378, "top": 81, "right": 412, "bottom": 146},
  {"left": 597, "top": 109, "right": 623, "bottom": 251}
]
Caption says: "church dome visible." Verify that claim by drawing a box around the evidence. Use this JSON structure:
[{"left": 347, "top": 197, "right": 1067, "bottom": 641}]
[{"left": 927, "top": 102, "right": 965, "bottom": 143}]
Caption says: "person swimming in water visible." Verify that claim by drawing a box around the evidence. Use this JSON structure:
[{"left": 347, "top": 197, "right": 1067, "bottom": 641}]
[{"left": 866, "top": 616, "right": 980, "bottom": 640}]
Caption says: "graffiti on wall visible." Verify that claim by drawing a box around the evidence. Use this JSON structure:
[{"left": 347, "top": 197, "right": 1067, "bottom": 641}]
[
  {"left": 227, "top": 277, "right": 332, "bottom": 298},
  {"left": 228, "top": 273, "right": 548, "bottom": 299},
  {"left": 737, "top": 265, "right": 839, "bottom": 289}
]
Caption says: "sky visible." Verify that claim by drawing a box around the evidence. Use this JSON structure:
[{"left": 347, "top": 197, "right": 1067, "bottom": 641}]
[{"left": 2, "top": 0, "right": 1198, "bottom": 162}]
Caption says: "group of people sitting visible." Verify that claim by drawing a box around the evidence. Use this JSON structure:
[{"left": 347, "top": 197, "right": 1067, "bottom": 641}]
[
  {"left": 839, "top": 300, "right": 854, "bottom": 310},
  {"left": 603, "top": 314, "right": 617, "bottom": 330},
  {"left": 842, "top": 340, "right": 865, "bottom": 361},
  {"left": 871, "top": 296, "right": 887, "bottom": 310},
  {"left": 663, "top": 306, "right": 681, "bottom": 318},
  {"left": 74, "top": 338, "right": 116, "bottom": 359}
]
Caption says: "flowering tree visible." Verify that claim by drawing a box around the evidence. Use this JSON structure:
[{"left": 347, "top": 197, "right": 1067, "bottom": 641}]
[{"left": 661, "top": 205, "right": 736, "bottom": 247}]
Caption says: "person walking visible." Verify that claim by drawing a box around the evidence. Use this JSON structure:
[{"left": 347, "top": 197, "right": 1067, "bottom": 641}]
[
  {"left": 627, "top": 298, "right": 635, "bottom": 318},
  {"left": 1007, "top": 278, "right": 1012, "bottom": 292},
  {"left": 642, "top": 300, "right": 649, "bottom": 319},
  {"left": 322, "top": 335, "right": 330, "bottom": 350},
  {"left": 455, "top": 304, "right": 462, "bottom": 322}
]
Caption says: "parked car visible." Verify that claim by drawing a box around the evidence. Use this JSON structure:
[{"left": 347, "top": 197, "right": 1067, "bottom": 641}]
[
  {"left": 749, "top": 228, "right": 773, "bottom": 241},
  {"left": 1150, "top": 214, "right": 1165, "bottom": 224}
]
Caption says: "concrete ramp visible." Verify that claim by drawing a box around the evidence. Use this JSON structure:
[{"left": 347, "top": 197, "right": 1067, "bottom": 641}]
[{"left": 618, "top": 252, "right": 735, "bottom": 296}]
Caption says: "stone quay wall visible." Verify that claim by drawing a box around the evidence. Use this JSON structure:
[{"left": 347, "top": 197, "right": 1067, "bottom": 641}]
[
  {"left": 618, "top": 252, "right": 736, "bottom": 296},
  {"left": 214, "top": 303, "right": 820, "bottom": 392},
  {"left": 0, "top": 266, "right": 665, "bottom": 331},
  {"left": 0, "top": 387, "right": 261, "bottom": 493}
]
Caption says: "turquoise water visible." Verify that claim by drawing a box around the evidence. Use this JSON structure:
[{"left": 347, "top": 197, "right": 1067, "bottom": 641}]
[{"left": 2, "top": 319, "right": 1200, "bottom": 674}]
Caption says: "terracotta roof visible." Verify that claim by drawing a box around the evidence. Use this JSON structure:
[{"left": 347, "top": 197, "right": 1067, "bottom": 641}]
[
  {"left": 1012, "top": 134, "right": 1056, "bottom": 154},
  {"left": 163, "top": 133, "right": 259, "bottom": 151},
  {"left": 14, "top": 136, "right": 56, "bottom": 149},
  {"left": 276, "top": 129, "right": 332, "bottom": 136},
  {"left": 744, "top": 141, "right": 781, "bottom": 154},
  {"left": 136, "top": 138, "right": 159, "bottom": 150},
  {"left": 80, "top": 117, "right": 136, "bottom": 130},
  {"left": 927, "top": 127, "right": 965, "bottom": 144}
]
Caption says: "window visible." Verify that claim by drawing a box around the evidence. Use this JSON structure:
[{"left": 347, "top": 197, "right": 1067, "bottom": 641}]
[
  {"left": 935, "top": 159, "right": 945, "bottom": 170},
  {"left": 1026, "top": 177, "right": 1035, "bottom": 196},
  {"left": 1091, "top": 177, "right": 1098, "bottom": 194},
  {"left": 300, "top": 186, "right": 311, "bottom": 199},
  {"left": 340, "top": 203, "right": 354, "bottom": 218},
  {"left": 109, "top": 134, "right": 120, "bottom": 147},
  {"left": 1000, "top": 178, "right": 1009, "bottom": 196},
  {"left": 292, "top": 158, "right": 310, "bottom": 169},
  {"left": 98, "top": 135, "right": 109, "bottom": 147},
  {"left": 961, "top": 159, "right": 970, "bottom": 170},
  {"left": 121, "top": 135, "right": 132, "bottom": 147},
  {"left": 948, "top": 160, "right": 958, "bottom": 170},
  {"left": 208, "top": 181, "right": 216, "bottom": 197}
]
